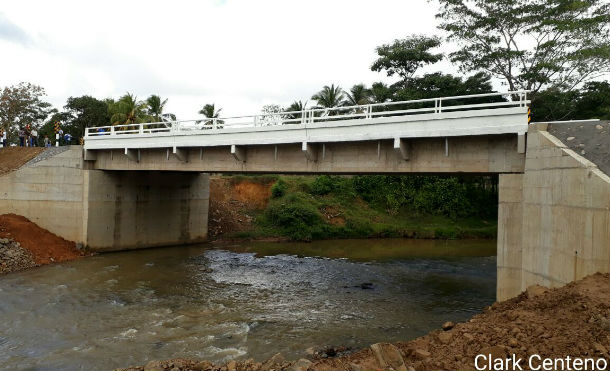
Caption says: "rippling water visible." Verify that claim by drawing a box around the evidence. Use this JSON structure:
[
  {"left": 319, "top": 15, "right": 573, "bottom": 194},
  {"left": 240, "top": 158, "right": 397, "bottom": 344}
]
[{"left": 0, "top": 239, "right": 496, "bottom": 371}]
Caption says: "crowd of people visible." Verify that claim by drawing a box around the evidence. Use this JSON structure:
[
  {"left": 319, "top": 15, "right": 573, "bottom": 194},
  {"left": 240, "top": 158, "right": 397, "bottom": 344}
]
[{"left": 0, "top": 125, "right": 73, "bottom": 148}]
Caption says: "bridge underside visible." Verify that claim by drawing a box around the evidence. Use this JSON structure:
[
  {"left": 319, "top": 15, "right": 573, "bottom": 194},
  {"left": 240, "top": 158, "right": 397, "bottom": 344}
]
[{"left": 86, "top": 134, "right": 525, "bottom": 174}]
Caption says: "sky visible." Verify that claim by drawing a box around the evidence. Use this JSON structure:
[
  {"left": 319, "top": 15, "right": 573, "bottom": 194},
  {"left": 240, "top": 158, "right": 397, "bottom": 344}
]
[{"left": 0, "top": 0, "right": 463, "bottom": 120}]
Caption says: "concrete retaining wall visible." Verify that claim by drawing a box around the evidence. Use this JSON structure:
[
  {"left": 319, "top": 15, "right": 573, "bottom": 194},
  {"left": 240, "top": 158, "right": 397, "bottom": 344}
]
[
  {"left": 497, "top": 125, "right": 610, "bottom": 300},
  {"left": 0, "top": 147, "right": 86, "bottom": 242},
  {"left": 0, "top": 147, "right": 209, "bottom": 251}
]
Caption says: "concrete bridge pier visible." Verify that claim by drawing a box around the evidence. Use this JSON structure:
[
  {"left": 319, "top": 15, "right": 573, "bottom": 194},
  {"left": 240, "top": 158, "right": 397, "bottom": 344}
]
[{"left": 82, "top": 170, "right": 209, "bottom": 251}]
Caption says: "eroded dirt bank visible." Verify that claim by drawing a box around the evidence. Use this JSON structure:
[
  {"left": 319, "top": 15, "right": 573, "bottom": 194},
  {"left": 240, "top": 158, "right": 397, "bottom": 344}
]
[
  {"left": 116, "top": 273, "right": 609, "bottom": 371},
  {"left": 0, "top": 213, "right": 88, "bottom": 274}
]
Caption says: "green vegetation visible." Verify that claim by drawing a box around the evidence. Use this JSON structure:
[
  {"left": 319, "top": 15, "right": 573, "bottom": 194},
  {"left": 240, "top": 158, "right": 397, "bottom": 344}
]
[{"left": 234, "top": 175, "right": 498, "bottom": 241}]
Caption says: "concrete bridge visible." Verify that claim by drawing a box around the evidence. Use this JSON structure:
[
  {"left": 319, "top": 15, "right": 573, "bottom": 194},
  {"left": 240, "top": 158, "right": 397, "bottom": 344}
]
[
  {"left": 82, "top": 92, "right": 528, "bottom": 174},
  {"left": 0, "top": 91, "right": 608, "bottom": 301}
]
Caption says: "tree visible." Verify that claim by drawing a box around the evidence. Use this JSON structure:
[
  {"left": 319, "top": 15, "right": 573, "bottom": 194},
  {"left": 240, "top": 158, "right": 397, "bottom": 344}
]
[
  {"left": 259, "top": 104, "right": 284, "bottom": 126},
  {"left": 146, "top": 95, "right": 176, "bottom": 122},
  {"left": 63, "top": 96, "right": 109, "bottom": 138},
  {"left": 436, "top": 0, "right": 610, "bottom": 92},
  {"left": 146, "top": 95, "right": 167, "bottom": 122},
  {"left": 574, "top": 81, "right": 610, "bottom": 120},
  {"left": 284, "top": 100, "right": 307, "bottom": 122},
  {"left": 0, "top": 82, "right": 52, "bottom": 141},
  {"left": 394, "top": 72, "right": 498, "bottom": 101},
  {"left": 530, "top": 81, "right": 610, "bottom": 121},
  {"left": 311, "top": 84, "right": 345, "bottom": 110},
  {"left": 199, "top": 103, "right": 222, "bottom": 119},
  {"left": 198, "top": 103, "right": 223, "bottom": 126},
  {"left": 344, "top": 84, "right": 371, "bottom": 106},
  {"left": 108, "top": 93, "right": 147, "bottom": 125},
  {"left": 369, "top": 82, "right": 394, "bottom": 104},
  {"left": 371, "top": 35, "right": 443, "bottom": 83},
  {"left": 286, "top": 100, "right": 307, "bottom": 113}
]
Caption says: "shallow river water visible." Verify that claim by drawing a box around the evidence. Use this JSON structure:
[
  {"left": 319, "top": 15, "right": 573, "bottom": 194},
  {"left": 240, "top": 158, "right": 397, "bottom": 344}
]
[{"left": 0, "top": 238, "right": 496, "bottom": 371}]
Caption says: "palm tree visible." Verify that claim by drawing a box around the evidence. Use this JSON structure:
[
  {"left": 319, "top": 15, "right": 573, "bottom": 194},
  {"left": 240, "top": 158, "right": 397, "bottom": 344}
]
[
  {"left": 146, "top": 95, "right": 168, "bottom": 122},
  {"left": 344, "top": 84, "right": 371, "bottom": 106},
  {"left": 198, "top": 103, "right": 223, "bottom": 126},
  {"left": 284, "top": 100, "right": 307, "bottom": 122},
  {"left": 286, "top": 100, "right": 307, "bottom": 112},
  {"left": 109, "top": 93, "right": 147, "bottom": 126},
  {"left": 311, "top": 84, "right": 345, "bottom": 113}
]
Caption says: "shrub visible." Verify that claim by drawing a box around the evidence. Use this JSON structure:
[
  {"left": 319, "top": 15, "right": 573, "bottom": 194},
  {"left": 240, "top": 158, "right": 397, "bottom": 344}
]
[
  {"left": 270, "top": 179, "right": 287, "bottom": 198},
  {"left": 264, "top": 194, "right": 324, "bottom": 240}
]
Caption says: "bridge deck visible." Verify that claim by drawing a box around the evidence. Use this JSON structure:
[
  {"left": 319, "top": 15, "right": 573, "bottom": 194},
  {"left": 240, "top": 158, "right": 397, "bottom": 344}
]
[{"left": 84, "top": 91, "right": 529, "bottom": 151}]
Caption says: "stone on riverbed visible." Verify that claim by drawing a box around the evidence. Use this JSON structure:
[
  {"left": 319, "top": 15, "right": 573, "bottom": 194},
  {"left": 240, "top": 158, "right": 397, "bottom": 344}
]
[{"left": 370, "top": 343, "right": 408, "bottom": 371}]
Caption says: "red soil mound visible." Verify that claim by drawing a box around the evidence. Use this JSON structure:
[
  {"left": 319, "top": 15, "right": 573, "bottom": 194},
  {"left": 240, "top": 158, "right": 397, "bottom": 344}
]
[
  {"left": 208, "top": 177, "right": 273, "bottom": 238},
  {"left": 0, "top": 213, "right": 87, "bottom": 265}
]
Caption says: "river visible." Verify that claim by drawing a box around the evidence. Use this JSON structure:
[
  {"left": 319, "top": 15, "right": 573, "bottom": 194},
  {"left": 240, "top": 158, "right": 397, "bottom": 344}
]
[{"left": 0, "top": 238, "right": 496, "bottom": 371}]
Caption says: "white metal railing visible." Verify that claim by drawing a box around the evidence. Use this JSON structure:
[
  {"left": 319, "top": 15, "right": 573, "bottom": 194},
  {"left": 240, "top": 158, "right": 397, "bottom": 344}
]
[{"left": 85, "top": 90, "right": 529, "bottom": 138}]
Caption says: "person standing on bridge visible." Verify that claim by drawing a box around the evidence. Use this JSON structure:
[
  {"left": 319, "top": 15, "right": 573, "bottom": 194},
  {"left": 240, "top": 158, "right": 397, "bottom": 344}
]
[
  {"left": 18, "top": 128, "right": 25, "bottom": 147},
  {"left": 31, "top": 128, "right": 38, "bottom": 147}
]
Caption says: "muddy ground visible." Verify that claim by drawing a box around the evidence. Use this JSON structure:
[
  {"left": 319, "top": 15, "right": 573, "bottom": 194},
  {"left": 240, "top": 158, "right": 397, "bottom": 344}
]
[
  {"left": 0, "top": 214, "right": 88, "bottom": 273},
  {"left": 116, "top": 273, "right": 609, "bottom": 371}
]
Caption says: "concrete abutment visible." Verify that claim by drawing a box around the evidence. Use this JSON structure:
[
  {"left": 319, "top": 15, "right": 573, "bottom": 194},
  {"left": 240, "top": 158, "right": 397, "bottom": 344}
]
[
  {"left": 0, "top": 146, "right": 209, "bottom": 252},
  {"left": 497, "top": 124, "right": 610, "bottom": 300}
]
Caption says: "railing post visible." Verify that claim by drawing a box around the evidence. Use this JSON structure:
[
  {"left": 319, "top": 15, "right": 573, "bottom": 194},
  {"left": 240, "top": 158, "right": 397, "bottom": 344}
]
[
  {"left": 438, "top": 98, "right": 443, "bottom": 113},
  {"left": 139, "top": 124, "right": 143, "bottom": 135},
  {"left": 110, "top": 126, "right": 115, "bottom": 135},
  {"left": 213, "top": 119, "right": 217, "bottom": 130}
]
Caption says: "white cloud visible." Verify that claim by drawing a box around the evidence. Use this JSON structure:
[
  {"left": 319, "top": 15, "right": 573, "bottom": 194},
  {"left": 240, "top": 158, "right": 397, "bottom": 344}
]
[{"left": 0, "top": 0, "right": 458, "bottom": 120}]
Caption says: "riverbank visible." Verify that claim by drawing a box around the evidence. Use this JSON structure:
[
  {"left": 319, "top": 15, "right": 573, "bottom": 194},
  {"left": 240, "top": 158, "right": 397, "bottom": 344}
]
[
  {"left": 209, "top": 175, "right": 497, "bottom": 241},
  {"left": 0, "top": 213, "right": 88, "bottom": 274},
  {"left": 116, "top": 272, "right": 609, "bottom": 371}
]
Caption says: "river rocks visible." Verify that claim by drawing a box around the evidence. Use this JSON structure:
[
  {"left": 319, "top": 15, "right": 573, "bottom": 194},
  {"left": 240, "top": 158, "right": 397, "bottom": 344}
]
[
  {"left": 437, "top": 331, "right": 453, "bottom": 344},
  {"left": 261, "top": 353, "right": 285, "bottom": 370},
  {"left": 441, "top": 321, "right": 454, "bottom": 331},
  {"left": 596, "top": 124, "right": 604, "bottom": 130},
  {"left": 287, "top": 358, "right": 313, "bottom": 371},
  {"left": 143, "top": 360, "right": 164, "bottom": 371},
  {"left": 567, "top": 136, "right": 575, "bottom": 141},
  {"left": 192, "top": 361, "right": 213, "bottom": 371},
  {"left": 413, "top": 349, "right": 431, "bottom": 360},
  {"left": 526, "top": 284, "right": 548, "bottom": 298},
  {"left": 0, "top": 238, "right": 37, "bottom": 274},
  {"left": 370, "top": 343, "right": 408, "bottom": 371}
]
